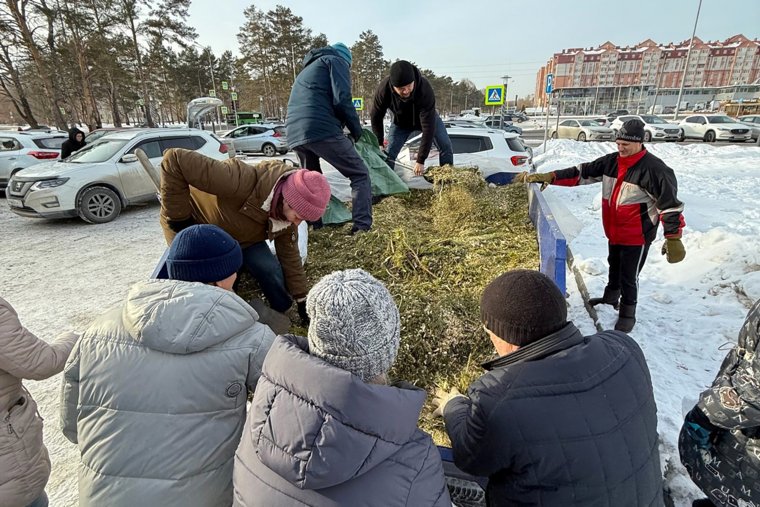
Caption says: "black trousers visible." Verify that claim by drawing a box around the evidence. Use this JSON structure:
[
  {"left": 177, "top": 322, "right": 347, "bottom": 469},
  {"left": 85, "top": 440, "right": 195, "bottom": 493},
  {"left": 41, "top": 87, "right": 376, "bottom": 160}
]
[{"left": 606, "top": 242, "right": 650, "bottom": 306}]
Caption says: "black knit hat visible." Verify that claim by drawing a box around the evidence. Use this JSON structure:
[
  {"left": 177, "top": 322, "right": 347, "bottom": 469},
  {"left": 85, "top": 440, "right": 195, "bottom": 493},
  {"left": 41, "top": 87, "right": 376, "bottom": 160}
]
[
  {"left": 480, "top": 270, "right": 567, "bottom": 346},
  {"left": 390, "top": 60, "right": 415, "bottom": 87},
  {"left": 166, "top": 224, "right": 242, "bottom": 283},
  {"left": 616, "top": 118, "right": 645, "bottom": 143}
]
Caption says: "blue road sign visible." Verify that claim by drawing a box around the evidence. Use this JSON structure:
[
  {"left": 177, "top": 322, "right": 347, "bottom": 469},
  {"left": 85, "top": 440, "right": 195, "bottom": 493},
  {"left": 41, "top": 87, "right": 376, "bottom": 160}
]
[
  {"left": 546, "top": 73, "right": 554, "bottom": 94},
  {"left": 484, "top": 85, "right": 505, "bottom": 106},
  {"left": 352, "top": 98, "right": 364, "bottom": 110}
]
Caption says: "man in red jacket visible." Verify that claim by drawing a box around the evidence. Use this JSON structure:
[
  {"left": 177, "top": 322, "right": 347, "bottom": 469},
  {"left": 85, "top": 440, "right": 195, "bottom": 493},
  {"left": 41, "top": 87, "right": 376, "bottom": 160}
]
[{"left": 515, "top": 118, "right": 685, "bottom": 332}]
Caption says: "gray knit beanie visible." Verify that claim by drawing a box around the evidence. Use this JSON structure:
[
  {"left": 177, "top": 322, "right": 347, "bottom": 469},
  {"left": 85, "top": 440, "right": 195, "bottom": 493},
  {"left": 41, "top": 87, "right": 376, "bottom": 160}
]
[{"left": 307, "top": 269, "right": 400, "bottom": 382}]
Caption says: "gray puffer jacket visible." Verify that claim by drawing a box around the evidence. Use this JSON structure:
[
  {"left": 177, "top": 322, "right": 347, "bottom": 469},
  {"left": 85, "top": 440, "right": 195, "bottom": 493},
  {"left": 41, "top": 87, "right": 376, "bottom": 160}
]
[
  {"left": 60, "top": 279, "right": 276, "bottom": 507},
  {"left": 233, "top": 334, "right": 451, "bottom": 506},
  {"left": 1, "top": 297, "right": 77, "bottom": 507}
]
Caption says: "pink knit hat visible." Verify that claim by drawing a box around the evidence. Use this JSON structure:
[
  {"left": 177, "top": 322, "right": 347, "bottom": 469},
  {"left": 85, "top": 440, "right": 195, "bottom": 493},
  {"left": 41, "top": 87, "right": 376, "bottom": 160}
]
[{"left": 281, "top": 170, "right": 331, "bottom": 222}]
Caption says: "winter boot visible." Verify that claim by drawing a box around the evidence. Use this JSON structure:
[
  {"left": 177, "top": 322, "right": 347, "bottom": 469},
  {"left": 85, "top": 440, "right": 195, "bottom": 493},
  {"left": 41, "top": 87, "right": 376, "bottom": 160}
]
[
  {"left": 249, "top": 298, "right": 292, "bottom": 336},
  {"left": 588, "top": 287, "right": 621, "bottom": 310},
  {"left": 615, "top": 303, "right": 636, "bottom": 333}
]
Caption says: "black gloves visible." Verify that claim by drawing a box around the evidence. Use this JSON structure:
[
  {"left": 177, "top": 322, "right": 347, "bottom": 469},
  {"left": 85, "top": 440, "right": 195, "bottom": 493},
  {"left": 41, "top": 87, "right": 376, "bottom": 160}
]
[
  {"left": 167, "top": 216, "right": 196, "bottom": 233},
  {"left": 297, "top": 300, "right": 309, "bottom": 326}
]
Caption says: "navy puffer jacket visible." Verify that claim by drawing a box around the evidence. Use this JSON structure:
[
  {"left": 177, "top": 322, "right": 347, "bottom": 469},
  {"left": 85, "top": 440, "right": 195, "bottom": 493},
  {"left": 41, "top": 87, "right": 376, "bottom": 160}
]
[
  {"left": 444, "top": 323, "right": 663, "bottom": 507},
  {"left": 286, "top": 47, "right": 363, "bottom": 149},
  {"left": 233, "top": 334, "right": 451, "bottom": 506}
]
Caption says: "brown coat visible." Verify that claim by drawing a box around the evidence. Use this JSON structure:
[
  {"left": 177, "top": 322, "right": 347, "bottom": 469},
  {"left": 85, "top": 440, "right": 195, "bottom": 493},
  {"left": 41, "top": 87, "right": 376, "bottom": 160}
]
[
  {"left": 0, "top": 297, "right": 78, "bottom": 507},
  {"left": 159, "top": 148, "right": 308, "bottom": 299}
]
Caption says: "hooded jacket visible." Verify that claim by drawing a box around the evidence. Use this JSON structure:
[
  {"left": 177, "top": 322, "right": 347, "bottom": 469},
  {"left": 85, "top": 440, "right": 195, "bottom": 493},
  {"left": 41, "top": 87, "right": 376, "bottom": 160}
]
[
  {"left": 679, "top": 298, "right": 760, "bottom": 504},
  {"left": 159, "top": 148, "right": 309, "bottom": 299},
  {"left": 232, "top": 334, "right": 451, "bottom": 506},
  {"left": 60, "top": 279, "right": 276, "bottom": 507},
  {"left": 443, "top": 323, "right": 663, "bottom": 507},
  {"left": 60, "top": 127, "right": 86, "bottom": 159},
  {"left": 0, "top": 297, "right": 77, "bottom": 507},
  {"left": 370, "top": 64, "right": 438, "bottom": 164},
  {"left": 286, "top": 47, "right": 363, "bottom": 149}
]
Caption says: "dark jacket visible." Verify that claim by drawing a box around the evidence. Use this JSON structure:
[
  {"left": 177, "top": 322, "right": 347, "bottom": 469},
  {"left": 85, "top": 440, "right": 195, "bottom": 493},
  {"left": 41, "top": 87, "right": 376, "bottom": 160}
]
[
  {"left": 370, "top": 64, "right": 438, "bottom": 164},
  {"left": 286, "top": 47, "right": 363, "bottom": 149},
  {"left": 444, "top": 323, "right": 663, "bottom": 507},
  {"left": 233, "top": 334, "right": 451, "bottom": 506},
  {"left": 552, "top": 149, "right": 684, "bottom": 245},
  {"left": 679, "top": 299, "right": 760, "bottom": 504},
  {"left": 159, "top": 148, "right": 309, "bottom": 299},
  {"left": 60, "top": 127, "right": 86, "bottom": 159}
]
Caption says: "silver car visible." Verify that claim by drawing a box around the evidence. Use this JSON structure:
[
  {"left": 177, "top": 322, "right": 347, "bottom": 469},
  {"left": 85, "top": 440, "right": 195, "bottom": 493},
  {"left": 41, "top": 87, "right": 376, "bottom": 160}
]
[
  {"left": 550, "top": 119, "right": 614, "bottom": 141},
  {"left": 0, "top": 131, "right": 67, "bottom": 191},
  {"left": 223, "top": 124, "right": 288, "bottom": 157},
  {"left": 737, "top": 115, "right": 760, "bottom": 141}
]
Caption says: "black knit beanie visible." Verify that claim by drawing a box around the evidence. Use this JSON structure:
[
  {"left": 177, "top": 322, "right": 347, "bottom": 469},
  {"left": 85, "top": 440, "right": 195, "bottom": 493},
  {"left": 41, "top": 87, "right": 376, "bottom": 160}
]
[
  {"left": 390, "top": 60, "right": 415, "bottom": 87},
  {"left": 616, "top": 118, "right": 645, "bottom": 143},
  {"left": 480, "top": 270, "right": 567, "bottom": 346}
]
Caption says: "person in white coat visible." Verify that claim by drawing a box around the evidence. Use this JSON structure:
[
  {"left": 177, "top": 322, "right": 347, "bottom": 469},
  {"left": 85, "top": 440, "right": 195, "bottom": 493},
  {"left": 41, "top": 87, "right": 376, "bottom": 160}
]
[
  {"left": 61, "top": 224, "right": 276, "bottom": 506},
  {"left": 1, "top": 297, "right": 78, "bottom": 507}
]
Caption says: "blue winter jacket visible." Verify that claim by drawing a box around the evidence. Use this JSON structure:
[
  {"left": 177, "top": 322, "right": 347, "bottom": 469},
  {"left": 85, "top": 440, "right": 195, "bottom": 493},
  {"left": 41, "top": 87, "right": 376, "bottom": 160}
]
[{"left": 285, "top": 47, "right": 363, "bottom": 149}]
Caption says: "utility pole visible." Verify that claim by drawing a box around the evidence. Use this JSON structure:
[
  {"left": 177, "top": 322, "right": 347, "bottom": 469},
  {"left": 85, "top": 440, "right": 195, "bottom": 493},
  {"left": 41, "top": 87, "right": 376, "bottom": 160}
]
[{"left": 673, "top": 0, "right": 703, "bottom": 121}]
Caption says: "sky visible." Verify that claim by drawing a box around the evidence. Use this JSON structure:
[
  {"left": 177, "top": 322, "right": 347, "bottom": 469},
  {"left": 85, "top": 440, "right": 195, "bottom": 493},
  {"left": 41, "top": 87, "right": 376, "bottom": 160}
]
[
  {"left": 188, "top": 0, "right": 760, "bottom": 101},
  {"left": 10, "top": 137, "right": 760, "bottom": 507}
]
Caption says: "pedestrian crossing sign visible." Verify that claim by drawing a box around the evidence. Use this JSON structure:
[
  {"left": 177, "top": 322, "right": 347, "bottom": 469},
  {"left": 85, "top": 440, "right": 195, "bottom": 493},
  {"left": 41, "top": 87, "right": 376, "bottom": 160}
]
[
  {"left": 352, "top": 97, "right": 364, "bottom": 110},
  {"left": 484, "top": 85, "right": 505, "bottom": 106}
]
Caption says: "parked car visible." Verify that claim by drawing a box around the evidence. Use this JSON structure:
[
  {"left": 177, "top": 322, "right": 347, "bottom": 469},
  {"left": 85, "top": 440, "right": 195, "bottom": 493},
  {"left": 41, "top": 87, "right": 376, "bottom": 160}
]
[
  {"left": 737, "top": 115, "right": 760, "bottom": 141},
  {"left": 606, "top": 110, "right": 629, "bottom": 120},
  {"left": 6, "top": 128, "right": 229, "bottom": 224},
  {"left": 482, "top": 119, "right": 523, "bottom": 135},
  {"left": 222, "top": 124, "right": 288, "bottom": 156},
  {"left": 678, "top": 115, "right": 752, "bottom": 142},
  {"left": 0, "top": 131, "right": 67, "bottom": 192},
  {"left": 85, "top": 127, "right": 136, "bottom": 144},
  {"left": 609, "top": 115, "right": 681, "bottom": 142},
  {"left": 395, "top": 127, "right": 532, "bottom": 185},
  {"left": 550, "top": 119, "right": 614, "bottom": 142}
]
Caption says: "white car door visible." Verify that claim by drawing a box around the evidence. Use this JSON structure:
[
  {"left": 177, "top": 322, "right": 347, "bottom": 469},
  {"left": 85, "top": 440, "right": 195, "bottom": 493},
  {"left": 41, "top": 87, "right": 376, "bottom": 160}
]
[
  {"left": 119, "top": 139, "right": 163, "bottom": 199},
  {"left": 693, "top": 116, "right": 708, "bottom": 138},
  {"left": 0, "top": 136, "right": 23, "bottom": 181}
]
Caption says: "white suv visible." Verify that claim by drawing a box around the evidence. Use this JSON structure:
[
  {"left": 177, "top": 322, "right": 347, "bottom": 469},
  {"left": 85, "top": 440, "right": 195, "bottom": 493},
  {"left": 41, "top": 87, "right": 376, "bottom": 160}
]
[
  {"left": 609, "top": 115, "right": 681, "bottom": 142},
  {"left": 6, "top": 128, "right": 230, "bottom": 224},
  {"left": 0, "top": 131, "right": 67, "bottom": 191},
  {"left": 396, "top": 127, "right": 533, "bottom": 185},
  {"left": 678, "top": 115, "right": 752, "bottom": 142}
]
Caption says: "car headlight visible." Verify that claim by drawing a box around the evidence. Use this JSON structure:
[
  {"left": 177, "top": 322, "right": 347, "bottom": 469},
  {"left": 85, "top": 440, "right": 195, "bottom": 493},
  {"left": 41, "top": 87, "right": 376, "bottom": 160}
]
[
  {"left": 652, "top": 126, "right": 663, "bottom": 130},
  {"left": 31, "top": 178, "right": 69, "bottom": 190},
  {"left": 717, "top": 127, "right": 730, "bottom": 131}
]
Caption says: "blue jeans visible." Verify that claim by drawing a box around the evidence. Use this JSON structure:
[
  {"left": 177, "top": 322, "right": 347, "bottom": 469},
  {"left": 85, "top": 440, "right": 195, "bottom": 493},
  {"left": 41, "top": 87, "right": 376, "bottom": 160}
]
[
  {"left": 294, "top": 135, "right": 372, "bottom": 231},
  {"left": 385, "top": 113, "right": 454, "bottom": 169},
  {"left": 27, "top": 492, "right": 48, "bottom": 507},
  {"left": 242, "top": 241, "right": 292, "bottom": 312}
]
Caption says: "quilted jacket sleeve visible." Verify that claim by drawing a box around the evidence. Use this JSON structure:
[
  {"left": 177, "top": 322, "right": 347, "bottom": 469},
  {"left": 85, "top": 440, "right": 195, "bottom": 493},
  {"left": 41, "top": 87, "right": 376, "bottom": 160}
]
[
  {"left": 60, "top": 338, "right": 82, "bottom": 444},
  {"left": 245, "top": 323, "right": 277, "bottom": 392},
  {"left": 405, "top": 437, "right": 452, "bottom": 506},
  {"left": 0, "top": 298, "right": 78, "bottom": 380}
]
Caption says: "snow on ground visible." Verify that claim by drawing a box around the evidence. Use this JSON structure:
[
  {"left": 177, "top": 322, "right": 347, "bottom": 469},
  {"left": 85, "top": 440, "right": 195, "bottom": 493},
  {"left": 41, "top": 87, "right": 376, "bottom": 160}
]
[
  {"left": 1, "top": 140, "right": 757, "bottom": 505},
  {"left": 534, "top": 139, "right": 760, "bottom": 505}
]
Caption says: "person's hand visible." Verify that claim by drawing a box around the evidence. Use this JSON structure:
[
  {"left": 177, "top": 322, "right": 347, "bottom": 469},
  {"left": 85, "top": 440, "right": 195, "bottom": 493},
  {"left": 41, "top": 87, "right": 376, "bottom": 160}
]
[
  {"left": 684, "top": 406, "right": 719, "bottom": 449},
  {"left": 661, "top": 237, "right": 686, "bottom": 263},
  {"left": 167, "top": 216, "right": 196, "bottom": 233},
  {"left": 414, "top": 162, "right": 425, "bottom": 176},
  {"left": 351, "top": 131, "right": 362, "bottom": 143},
  {"left": 513, "top": 171, "right": 555, "bottom": 186},
  {"left": 297, "top": 300, "right": 309, "bottom": 326},
  {"left": 432, "top": 386, "right": 464, "bottom": 417}
]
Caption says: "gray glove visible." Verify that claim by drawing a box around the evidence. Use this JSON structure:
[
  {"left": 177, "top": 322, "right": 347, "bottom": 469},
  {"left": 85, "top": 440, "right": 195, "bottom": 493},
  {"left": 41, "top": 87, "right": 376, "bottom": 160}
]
[{"left": 249, "top": 298, "right": 291, "bottom": 335}]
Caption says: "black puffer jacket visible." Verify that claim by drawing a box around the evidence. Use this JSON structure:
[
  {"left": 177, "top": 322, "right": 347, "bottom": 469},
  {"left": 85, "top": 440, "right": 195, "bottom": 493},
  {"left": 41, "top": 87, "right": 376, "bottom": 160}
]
[
  {"left": 60, "top": 127, "right": 86, "bottom": 159},
  {"left": 443, "top": 323, "right": 663, "bottom": 506}
]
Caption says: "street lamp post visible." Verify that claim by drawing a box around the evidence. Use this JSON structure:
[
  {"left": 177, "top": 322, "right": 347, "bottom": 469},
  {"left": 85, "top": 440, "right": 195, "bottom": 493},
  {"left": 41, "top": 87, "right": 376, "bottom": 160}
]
[
  {"left": 673, "top": 0, "right": 703, "bottom": 121},
  {"left": 500, "top": 75, "right": 511, "bottom": 129}
]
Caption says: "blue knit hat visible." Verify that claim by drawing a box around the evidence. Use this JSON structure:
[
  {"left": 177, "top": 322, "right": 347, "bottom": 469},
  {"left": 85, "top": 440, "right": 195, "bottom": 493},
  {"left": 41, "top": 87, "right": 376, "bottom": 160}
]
[
  {"left": 166, "top": 224, "right": 243, "bottom": 283},
  {"left": 331, "top": 42, "right": 352, "bottom": 66}
]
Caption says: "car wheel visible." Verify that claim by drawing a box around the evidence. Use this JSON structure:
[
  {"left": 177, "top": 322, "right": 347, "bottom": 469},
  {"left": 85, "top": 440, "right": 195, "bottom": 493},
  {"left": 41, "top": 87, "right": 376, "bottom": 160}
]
[
  {"left": 704, "top": 130, "right": 715, "bottom": 143},
  {"left": 578, "top": 132, "right": 586, "bottom": 142},
  {"left": 551, "top": 132, "right": 558, "bottom": 139},
  {"left": 644, "top": 131, "right": 652, "bottom": 142},
  {"left": 77, "top": 186, "right": 121, "bottom": 224},
  {"left": 262, "top": 143, "right": 276, "bottom": 157}
]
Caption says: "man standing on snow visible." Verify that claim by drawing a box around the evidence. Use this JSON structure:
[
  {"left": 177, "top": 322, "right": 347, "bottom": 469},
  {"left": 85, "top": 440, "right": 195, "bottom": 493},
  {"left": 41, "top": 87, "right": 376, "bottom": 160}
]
[
  {"left": 286, "top": 42, "right": 372, "bottom": 235},
  {"left": 514, "top": 118, "right": 685, "bottom": 332},
  {"left": 370, "top": 60, "right": 453, "bottom": 176},
  {"left": 433, "top": 270, "right": 663, "bottom": 507}
]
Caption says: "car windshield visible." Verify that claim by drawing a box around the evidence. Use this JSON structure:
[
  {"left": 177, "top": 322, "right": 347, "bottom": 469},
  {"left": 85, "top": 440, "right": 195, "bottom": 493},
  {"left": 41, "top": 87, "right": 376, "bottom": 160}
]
[
  {"left": 706, "top": 116, "right": 736, "bottom": 124},
  {"left": 640, "top": 115, "right": 668, "bottom": 124},
  {"left": 66, "top": 139, "right": 129, "bottom": 163},
  {"left": 578, "top": 120, "right": 601, "bottom": 126}
]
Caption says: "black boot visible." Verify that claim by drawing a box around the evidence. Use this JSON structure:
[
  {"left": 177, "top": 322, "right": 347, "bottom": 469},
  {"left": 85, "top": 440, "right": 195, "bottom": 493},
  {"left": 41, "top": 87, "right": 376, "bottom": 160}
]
[
  {"left": 615, "top": 303, "right": 636, "bottom": 332},
  {"left": 589, "top": 287, "right": 620, "bottom": 310}
]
